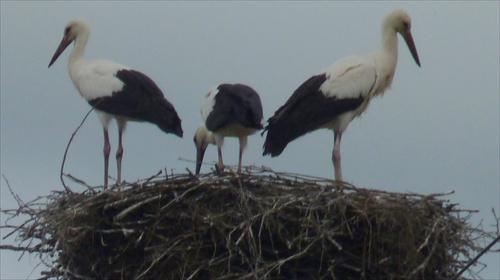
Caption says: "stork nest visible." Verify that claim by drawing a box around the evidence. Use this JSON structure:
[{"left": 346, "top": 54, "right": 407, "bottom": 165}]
[{"left": 0, "top": 167, "right": 494, "bottom": 279}]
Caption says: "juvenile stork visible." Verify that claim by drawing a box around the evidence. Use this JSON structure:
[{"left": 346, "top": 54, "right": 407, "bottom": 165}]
[
  {"left": 48, "top": 19, "right": 183, "bottom": 188},
  {"left": 194, "top": 84, "right": 263, "bottom": 174},
  {"left": 262, "top": 9, "right": 421, "bottom": 181}
]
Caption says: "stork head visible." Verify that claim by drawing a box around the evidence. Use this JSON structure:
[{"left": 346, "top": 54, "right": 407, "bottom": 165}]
[
  {"left": 193, "top": 124, "right": 216, "bottom": 175},
  {"left": 48, "top": 19, "right": 90, "bottom": 67},
  {"left": 384, "top": 9, "right": 421, "bottom": 67}
]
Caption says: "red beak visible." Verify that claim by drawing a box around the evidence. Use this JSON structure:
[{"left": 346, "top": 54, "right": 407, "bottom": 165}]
[
  {"left": 403, "top": 31, "right": 421, "bottom": 67},
  {"left": 194, "top": 135, "right": 209, "bottom": 175},
  {"left": 48, "top": 35, "right": 72, "bottom": 68}
]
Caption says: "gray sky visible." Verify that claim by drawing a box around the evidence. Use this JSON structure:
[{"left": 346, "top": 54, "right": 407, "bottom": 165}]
[{"left": 1, "top": 1, "right": 498, "bottom": 279}]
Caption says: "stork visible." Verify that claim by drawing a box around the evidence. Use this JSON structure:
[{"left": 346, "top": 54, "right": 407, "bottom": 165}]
[
  {"left": 194, "top": 84, "right": 263, "bottom": 174},
  {"left": 262, "top": 9, "right": 421, "bottom": 181},
  {"left": 48, "top": 19, "right": 183, "bottom": 188}
]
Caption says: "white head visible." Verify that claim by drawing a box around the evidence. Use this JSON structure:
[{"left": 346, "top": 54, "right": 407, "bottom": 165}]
[
  {"left": 193, "top": 124, "right": 216, "bottom": 174},
  {"left": 48, "top": 19, "right": 91, "bottom": 67},
  {"left": 383, "top": 9, "right": 421, "bottom": 67}
]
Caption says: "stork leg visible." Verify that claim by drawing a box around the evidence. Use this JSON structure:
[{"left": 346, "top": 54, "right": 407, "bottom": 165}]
[
  {"left": 215, "top": 135, "right": 224, "bottom": 172},
  {"left": 103, "top": 128, "right": 111, "bottom": 188},
  {"left": 217, "top": 144, "right": 224, "bottom": 172},
  {"left": 333, "top": 132, "right": 342, "bottom": 181},
  {"left": 237, "top": 136, "right": 248, "bottom": 173},
  {"left": 116, "top": 120, "right": 126, "bottom": 185}
]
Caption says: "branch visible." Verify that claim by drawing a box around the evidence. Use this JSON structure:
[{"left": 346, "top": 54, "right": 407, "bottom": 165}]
[
  {"left": 448, "top": 234, "right": 500, "bottom": 280},
  {"left": 60, "top": 107, "right": 95, "bottom": 192}
]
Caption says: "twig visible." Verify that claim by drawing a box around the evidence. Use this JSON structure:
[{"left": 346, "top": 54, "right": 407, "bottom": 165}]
[
  {"left": 493, "top": 208, "right": 500, "bottom": 237},
  {"left": 448, "top": 234, "right": 500, "bottom": 280},
  {"left": 60, "top": 107, "right": 95, "bottom": 192},
  {"left": 410, "top": 221, "right": 442, "bottom": 276},
  {"left": 141, "top": 170, "right": 163, "bottom": 186},
  {"left": 114, "top": 195, "right": 162, "bottom": 221},
  {"left": 0, "top": 244, "right": 51, "bottom": 253},
  {"left": 64, "top": 173, "right": 95, "bottom": 193},
  {"left": 2, "top": 175, "right": 24, "bottom": 207}
]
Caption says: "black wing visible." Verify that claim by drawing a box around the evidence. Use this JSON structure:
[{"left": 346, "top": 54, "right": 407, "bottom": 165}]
[
  {"left": 88, "top": 69, "right": 183, "bottom": 137},
  {"left": 263, "top": 74, "right": 364, "bottom": 156},
  {"left": 205, "top": 83, "right": 263, "bottom": 132}
]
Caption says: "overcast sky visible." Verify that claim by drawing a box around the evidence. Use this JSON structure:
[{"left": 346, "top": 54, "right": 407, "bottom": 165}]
[{"left": 1, "top": 1, "right": 499, "bottom": 279}]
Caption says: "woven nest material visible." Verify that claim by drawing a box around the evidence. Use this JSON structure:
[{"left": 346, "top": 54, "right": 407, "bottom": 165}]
[{"left": 0, "top": 167, "right": 492, "bottom": 279}]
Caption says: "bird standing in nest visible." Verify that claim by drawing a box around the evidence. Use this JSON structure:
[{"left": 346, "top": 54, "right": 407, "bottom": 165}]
[
  {"left": 262, "top": 9, "right": 421, "bottom": 181},
  {"left": 49, "top": 19, "right": 183, "bottom": 188},
  {"left": 194, "top": 84, "right": 263, "bottom": 174}
]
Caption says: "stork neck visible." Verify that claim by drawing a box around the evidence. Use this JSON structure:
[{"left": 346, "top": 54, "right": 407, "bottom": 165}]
[
  {"left": 375, "top": 26, "right": 399, "bottom": 79},
  {"left": 68, "top": 32, "right": 89, "bottom": 69},
  {"left": 380, "top": 27, "right": 399, "bottom": 63},
  {"left": 369, "top": 27, "right": 399, "bottom": 95},
  {"left": 206, "top": 130, "right": 216, "bottom": 145}
]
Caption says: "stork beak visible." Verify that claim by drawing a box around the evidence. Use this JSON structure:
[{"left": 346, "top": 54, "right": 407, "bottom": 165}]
[
  {"left": 48, "top": 35, "right": 72, "bottom": 68},
  {"left": 403, "top": 31, "right": 421, "bottom": 67},
  {"left": 195, "top": 142, "right": 208, "bottom": 175}
]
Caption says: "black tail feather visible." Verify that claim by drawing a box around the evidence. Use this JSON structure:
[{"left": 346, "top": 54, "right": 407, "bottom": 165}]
[
  {"left": 262, "top": 118, "right": 300, "bottom": 157},
  {"left": 152, "top": 101, "right": 183, "bottom": 138}
]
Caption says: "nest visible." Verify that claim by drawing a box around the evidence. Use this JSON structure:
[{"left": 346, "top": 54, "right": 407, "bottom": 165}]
[{"left": 0, "top": 167, "right": 494, "bottom": 279}]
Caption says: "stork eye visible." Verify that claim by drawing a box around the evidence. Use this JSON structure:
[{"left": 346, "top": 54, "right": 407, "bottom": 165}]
[{"left": 403, "top": 22, "right": 409, "bottom": 30}]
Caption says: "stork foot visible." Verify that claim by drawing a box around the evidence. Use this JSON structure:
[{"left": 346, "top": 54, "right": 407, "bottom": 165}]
[{"left": 214, "top": 163, "right": 225, "bottom": 175}]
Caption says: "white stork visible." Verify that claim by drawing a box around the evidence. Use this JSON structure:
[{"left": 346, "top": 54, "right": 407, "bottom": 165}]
[
  {"left": 262, "top": 9, "right": 421, "bottom": 181},
  {"left": 194, "top": 84, "right": 263, "bottom": 174},
  {"left": 48, "top": 19, "right": 183, "bottom": 188}
]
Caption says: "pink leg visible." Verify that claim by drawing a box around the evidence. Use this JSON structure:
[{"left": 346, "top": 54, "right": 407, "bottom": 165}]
[
  {"left": 237, "top": 148, "right": 243, "bottom": 173},
  {"left": 333, "top": 132, "right": 342, "bottom": 181},
  {"left": 214, "top": 135, "right": 224, "bottom": 172},
  {"left": 116, "top": 121, "right": 125, "bottom": 185},
  {"left": 103, "top": 128, "right": 111, "bottom": 188},
  {"left": 237, "top": 136, "right": 248, "bottom": 174}
]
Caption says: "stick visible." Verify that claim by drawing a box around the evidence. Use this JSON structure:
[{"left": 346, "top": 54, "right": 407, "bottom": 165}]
[
  {"left": 2, "top": 175, "right": 24, "bottom": 207},
  {"left": 60, "top": 107, "right": 94, "bottom": 192},
  {"left": 448, "top": 234, "right": 500, "bottom": 280}
]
